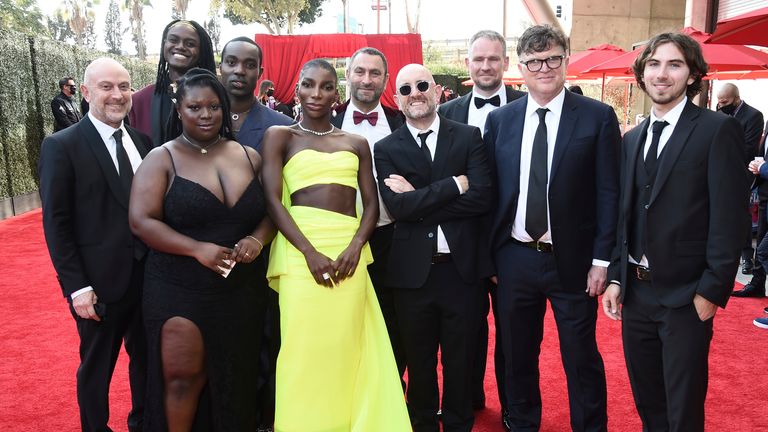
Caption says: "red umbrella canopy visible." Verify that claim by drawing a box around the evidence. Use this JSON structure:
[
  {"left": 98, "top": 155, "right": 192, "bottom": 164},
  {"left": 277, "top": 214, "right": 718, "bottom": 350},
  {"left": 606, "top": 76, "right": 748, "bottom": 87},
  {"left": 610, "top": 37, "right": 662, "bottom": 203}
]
[
  {"left": 566, "top": 44, "right": 626, "bottom": 78},
  {"left": 585, "top": 27, "right": 768, "bottom": 77},
  {"left": 708, "top": 6, "right": 768, "bottom": 47}
]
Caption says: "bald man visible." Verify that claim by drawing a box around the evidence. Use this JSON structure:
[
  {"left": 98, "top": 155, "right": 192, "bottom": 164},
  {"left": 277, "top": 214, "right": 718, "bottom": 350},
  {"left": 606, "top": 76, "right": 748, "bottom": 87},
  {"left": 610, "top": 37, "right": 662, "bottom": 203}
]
[
  {"left": 39, "top": 57, "right": 151, "bottom": 432},
  {"left": 717, "top": 83, "right": 766, "bottom": 285},
  {"left": 374, "top": 63, "right": 492, "bottom": 431}
]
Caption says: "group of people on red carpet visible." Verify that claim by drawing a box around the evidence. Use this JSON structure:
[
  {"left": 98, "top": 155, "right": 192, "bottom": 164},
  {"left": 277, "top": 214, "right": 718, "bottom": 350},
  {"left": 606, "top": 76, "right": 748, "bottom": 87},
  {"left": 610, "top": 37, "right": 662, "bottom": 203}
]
[{"left": 38, "top": 18, "right": 752, "bottom": 432}]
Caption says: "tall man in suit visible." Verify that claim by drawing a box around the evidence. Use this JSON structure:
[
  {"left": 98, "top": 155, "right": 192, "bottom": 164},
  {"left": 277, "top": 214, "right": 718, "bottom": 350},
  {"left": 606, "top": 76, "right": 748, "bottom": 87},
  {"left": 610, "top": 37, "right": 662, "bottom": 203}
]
[
  {"left": 51, "top": 76, "right": 82, "bottom": 132},
  {"left": 218, "top": 36, "right": 292, "bottom": 431},
  {"left": 331, "top": 47, "right": 407, "bottom": 380},
  {"left": 716, "top": 83, "right": 767, "bottom": 282},
  {"left": 438, "top": 29, "right": 524, "bottom": 424},
  {"left": 374, "top": 63, "right": 491, "bottom": 432},
  {"left": 484, "top": 25, "right": 620, "bottom": 431},
  {"left": 39, "top": 57, "right": 151, "bottom": 432},
  {"left": 602, "top": 32, "right": 750, "bottom": 431}
]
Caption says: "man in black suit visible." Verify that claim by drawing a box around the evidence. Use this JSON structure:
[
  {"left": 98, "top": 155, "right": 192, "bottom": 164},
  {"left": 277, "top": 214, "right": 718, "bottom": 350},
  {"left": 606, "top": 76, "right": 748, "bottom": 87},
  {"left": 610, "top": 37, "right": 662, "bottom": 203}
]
[
  {"left": 51, "top": 76, "right": 82, "bottom": 132},
  {"left": 374, "top": 63, "right": 491, "bottom": 432},
  {"left": 602, "top": 32, "right": 750, "bottom": 431},
  {"left": 39, "top": 57, "right": 151, "bottom": 432},
  {"left": 484, "top": 25, "right": 620, "bottom": 431},
  {"left": 331, "top": 47, "right": 407, "bottom": 381},
  {"left": 716, "top": 83, "right": 767, "bottom": 284},
  {"left": 437, "top": 28, "right": 524, "bottom": 427}
]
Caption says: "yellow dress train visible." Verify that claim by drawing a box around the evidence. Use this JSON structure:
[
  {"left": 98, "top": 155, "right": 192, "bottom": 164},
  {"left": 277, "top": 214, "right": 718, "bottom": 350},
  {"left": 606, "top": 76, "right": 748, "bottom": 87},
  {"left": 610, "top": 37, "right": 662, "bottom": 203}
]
[{"left": 267, "top": 150, "right": 411, "bottom": 432}]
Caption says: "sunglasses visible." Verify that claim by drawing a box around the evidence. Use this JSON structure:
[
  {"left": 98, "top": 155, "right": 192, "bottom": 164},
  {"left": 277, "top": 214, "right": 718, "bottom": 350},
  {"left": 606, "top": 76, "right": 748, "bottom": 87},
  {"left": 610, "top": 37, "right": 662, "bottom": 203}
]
[{"left": 398, "top": 80, "right": 432, "bottom": 96}]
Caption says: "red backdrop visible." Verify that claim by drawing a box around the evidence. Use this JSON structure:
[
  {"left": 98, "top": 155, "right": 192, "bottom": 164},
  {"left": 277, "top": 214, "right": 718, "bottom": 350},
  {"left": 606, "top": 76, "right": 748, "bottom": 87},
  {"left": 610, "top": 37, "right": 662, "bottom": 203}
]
[{"left": 254, "top": 33, "right": 424, "bottom": 109}]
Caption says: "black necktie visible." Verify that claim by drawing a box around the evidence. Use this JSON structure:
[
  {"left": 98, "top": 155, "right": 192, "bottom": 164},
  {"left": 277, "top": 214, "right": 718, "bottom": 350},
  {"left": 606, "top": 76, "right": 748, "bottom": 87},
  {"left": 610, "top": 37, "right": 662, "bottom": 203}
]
[
  {"left": 418, "top": 130, "right": 434, "bottom": 165},
  {"left": 645, "top": 120, "right": 669, "bottom": 174},
  {"left": 113, "top": 129, "right": 133, "bottom": 196},
  {"left": 474, "top": 95, "right": 501, "bottom": 109},
  {"left": 525, "top": 108, "right": 550, "bottom": 241}
]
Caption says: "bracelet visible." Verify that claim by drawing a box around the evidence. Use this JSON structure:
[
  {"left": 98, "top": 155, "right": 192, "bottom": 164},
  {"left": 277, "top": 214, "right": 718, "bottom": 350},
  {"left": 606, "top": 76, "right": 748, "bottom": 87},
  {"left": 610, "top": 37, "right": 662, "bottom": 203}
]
[{"left": 247, "top": 235, "right": 264, "bottom": 250}]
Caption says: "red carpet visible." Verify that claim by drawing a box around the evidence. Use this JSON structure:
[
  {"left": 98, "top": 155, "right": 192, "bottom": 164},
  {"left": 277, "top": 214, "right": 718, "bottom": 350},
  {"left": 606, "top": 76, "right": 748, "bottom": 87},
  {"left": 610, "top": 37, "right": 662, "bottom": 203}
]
[{"left": 1, "top": 209, "right": 766, "bottom": 431}]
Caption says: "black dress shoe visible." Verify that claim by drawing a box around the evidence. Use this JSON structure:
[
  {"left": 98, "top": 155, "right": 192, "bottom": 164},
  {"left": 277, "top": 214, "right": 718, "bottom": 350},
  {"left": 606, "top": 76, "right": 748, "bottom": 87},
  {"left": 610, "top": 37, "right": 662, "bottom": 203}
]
[
  {"left": 731, "top": 283, "right": 765, "bottom": 298},
  {"left": 501, "top": 409, "right": 512, "bottom": 432},
  {"left": 743, "top": 258, "right": 754, "bottom": 275}
]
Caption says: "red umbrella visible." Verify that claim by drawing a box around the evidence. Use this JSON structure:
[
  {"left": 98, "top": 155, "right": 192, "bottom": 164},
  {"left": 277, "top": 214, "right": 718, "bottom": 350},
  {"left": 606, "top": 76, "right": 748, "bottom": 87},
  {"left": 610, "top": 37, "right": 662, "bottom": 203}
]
[
  {"left": 566, "top": 44, "right": 626, "bottom": 78},
  {"left": 708, "top": 6, "right": 768, "bottom": 47},
  {"left": 586, "top": 27, "right": 768, "bottom": 77},
  {"left": 565, "top": 43, "right": 627, "bottom": 101}
]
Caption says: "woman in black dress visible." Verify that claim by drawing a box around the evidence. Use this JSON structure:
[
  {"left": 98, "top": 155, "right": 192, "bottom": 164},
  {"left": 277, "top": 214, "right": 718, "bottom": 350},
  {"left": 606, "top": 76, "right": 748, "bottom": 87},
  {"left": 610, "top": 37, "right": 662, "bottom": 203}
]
[{"left": 129, "top": 68, "right": 274, "bottom": 431}]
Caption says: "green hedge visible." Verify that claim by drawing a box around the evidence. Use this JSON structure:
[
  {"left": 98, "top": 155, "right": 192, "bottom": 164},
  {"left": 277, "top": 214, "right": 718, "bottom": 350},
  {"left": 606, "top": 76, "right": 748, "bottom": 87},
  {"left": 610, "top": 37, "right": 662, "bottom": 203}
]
[{"left": 0, "top": 29, "right": 156, "bottom": 203}]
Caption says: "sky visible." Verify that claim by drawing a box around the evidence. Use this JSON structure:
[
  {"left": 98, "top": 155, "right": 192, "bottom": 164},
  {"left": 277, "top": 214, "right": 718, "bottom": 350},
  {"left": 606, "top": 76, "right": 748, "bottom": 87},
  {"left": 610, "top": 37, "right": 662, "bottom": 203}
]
[{"left": 40, "top": 0, "right": 533, "bottom": 56}]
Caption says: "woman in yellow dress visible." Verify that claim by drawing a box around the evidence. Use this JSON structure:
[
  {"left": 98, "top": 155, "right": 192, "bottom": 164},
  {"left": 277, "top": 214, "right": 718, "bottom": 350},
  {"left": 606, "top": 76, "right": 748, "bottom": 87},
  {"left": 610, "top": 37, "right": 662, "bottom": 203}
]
[{"left": 261, "top": 59, "right": 411, "bottom": 431}]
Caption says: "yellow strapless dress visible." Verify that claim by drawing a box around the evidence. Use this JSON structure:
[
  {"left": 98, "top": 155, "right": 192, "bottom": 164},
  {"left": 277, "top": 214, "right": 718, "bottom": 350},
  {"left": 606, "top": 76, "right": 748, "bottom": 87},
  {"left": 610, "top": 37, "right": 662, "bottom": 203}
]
[{"left": 267, "top": 149, "right": 411, "bottom": 432}]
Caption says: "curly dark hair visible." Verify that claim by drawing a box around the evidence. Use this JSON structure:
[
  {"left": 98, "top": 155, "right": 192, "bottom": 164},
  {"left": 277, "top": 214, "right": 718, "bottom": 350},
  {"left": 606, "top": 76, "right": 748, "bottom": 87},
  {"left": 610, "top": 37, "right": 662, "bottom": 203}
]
[
  {"left": 633, "top": 32, "right": 709, "bottom": 99},
  {"left": 166, "top": 68, "right": 235, "bottom": 141},
  {"left": 153, "top": 20, "right": 217, "bottom": 96}
]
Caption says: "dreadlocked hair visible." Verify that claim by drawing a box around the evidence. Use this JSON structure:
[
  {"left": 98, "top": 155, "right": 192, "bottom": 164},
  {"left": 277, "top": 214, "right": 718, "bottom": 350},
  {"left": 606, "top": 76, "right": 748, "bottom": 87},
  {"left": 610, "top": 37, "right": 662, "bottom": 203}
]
[
  {"left": 166, "top": 68, "right": 236, "bottom": 142},
  {"left": 154, "top": 20, "right": 217, "bottom": 96}
]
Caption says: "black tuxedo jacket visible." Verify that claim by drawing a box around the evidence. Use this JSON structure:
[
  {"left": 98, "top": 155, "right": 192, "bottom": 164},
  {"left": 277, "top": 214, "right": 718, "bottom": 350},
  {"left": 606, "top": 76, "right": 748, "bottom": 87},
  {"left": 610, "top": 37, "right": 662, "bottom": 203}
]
[
  {"left": 437, "top": 86, "right": 526, "bottom": 124},
  {"left": 373, "top": 116, "right": 492, "bottom": 288},
  {"left": 39, "top": 116, "right": 151, "bottom": 303},
  {"left": 332, "top": 100, "right": 405, "bottom": 132},
  {"left": 756, "top": 120, "right": 768, "bottom": 200},
  {"left": 608, "top": 102, "right": 751, "bottom": 308},
  {"left": 484, "top": 90, "right": 621, "bottom": 290},
  {"left": 733, "top": 101, "right": 765, "bottom": 162}
]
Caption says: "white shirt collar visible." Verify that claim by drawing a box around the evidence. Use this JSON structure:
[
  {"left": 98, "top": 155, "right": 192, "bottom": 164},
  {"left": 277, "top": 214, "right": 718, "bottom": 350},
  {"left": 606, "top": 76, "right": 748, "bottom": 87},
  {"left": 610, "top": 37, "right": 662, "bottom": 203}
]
[
  {"left": 348, "top": 100, "right": 384, "bottom": 116},
  {"left": 525, "top": 87, "right": 566, "bottom": 119},
  {"left": 406, "top": 115, "right": 441, "bottom": 144},
  {"left": 650, "top": 96, "right": 687, "bottom": 128},
  {"left": 89, "top": 111, "right": 125, "bottom": 142}
]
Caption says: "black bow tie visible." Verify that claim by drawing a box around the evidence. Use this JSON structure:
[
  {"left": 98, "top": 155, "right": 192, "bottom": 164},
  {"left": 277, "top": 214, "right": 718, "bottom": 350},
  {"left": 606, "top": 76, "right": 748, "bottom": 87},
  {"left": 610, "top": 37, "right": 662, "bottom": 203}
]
[{"left": 474, "top": 95, "right": 501, "bottom": 109}]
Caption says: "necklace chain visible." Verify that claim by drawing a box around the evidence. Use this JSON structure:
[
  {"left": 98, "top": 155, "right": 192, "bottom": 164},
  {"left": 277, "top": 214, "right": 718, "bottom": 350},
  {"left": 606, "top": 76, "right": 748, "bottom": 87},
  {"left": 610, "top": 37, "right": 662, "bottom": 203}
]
[
  {"left": 297, "top": 123, "right": 334, "bottom": 136},
  {"left": 181, "top": 133, "right": 222, "bottom": 154}
]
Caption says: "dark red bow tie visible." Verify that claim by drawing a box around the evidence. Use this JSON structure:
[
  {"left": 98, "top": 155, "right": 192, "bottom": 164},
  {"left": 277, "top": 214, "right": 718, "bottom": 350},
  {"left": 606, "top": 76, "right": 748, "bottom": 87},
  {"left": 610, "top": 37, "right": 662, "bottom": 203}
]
[{"left": 353, "top": 110, "right": 379, "bottom": 125}]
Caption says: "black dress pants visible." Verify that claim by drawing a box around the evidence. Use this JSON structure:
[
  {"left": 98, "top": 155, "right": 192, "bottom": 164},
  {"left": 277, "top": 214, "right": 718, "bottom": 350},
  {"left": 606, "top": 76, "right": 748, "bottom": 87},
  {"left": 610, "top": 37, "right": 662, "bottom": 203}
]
[
  {"left": 622, "top": 277, "right": 713, "bottom": 432},
  {"left": 394, "top": 260, "right": 481, "bottom": 432},
  {"left": 70, "top": 261, "right": 146, "bottom": 432},
  {"left": 496, "top": 241, "right": 607, "bottom": 432}
]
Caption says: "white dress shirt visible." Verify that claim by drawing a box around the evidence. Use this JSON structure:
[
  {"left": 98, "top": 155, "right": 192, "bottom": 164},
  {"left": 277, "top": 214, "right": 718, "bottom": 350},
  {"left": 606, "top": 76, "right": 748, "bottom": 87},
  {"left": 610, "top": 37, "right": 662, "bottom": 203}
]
[
  {"left": 512, "top": 88, "right": 607, "bottom": 267},
  {"left": 405, "top": 116, "right": 465, "bottom": 254},
  {"left": 629, "top": 96, "right": 688, "bottom": 267},
  {"left": 467, "top": 86, "right": 507, "bottom": 136},
  {"left": 341, "top": 101, "right": 394, "bottom": 227},
  {"left": 71, "top": 113, "right": 143, "bottom": 300}
]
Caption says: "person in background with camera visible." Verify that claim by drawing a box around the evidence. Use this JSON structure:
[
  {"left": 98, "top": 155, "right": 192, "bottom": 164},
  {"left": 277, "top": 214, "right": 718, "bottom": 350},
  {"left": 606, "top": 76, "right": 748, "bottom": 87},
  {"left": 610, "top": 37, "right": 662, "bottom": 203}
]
[{"left": 51, "top": 76, "right": 82, "bottom": 132}]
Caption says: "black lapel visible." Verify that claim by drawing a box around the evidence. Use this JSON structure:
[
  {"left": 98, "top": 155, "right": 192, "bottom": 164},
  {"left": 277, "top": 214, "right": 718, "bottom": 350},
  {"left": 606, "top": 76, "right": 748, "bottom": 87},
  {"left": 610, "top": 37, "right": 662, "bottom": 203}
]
[
  {"left": 457, "top": 93, "right": 471, "bottom": 124},
  {"left": 398, "top": 124, "right": 431, "bottom": 175},
  {"left": 550, "top": 89, "right": 576, "bottom": 182},
  {"left": 81, "top": 117, "right": 129, "bottom": 209},
  {"left": 650, "top": 101, "right": 698, "bottom": 205},
  {"left": 126, "top": 126, "right": 150, "bottom": 158},
  {"left": 623, "top": 119, "right": 649, "bottom": 214},
  {"left": 432, "top": 116, "right": 454, "bottom": 179}
]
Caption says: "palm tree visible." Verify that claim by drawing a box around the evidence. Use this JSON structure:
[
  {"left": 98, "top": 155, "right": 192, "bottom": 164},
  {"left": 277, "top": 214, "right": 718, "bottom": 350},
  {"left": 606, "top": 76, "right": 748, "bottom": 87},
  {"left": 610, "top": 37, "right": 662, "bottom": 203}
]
[{"left": 125, "top": 0, "right": 151, "bottom": 60}]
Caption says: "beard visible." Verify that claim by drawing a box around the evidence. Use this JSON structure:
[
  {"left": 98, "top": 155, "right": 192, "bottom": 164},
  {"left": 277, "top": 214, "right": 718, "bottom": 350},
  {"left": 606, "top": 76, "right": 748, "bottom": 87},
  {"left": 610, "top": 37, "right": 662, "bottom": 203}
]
[
  {"left": 474, "top": 77, "right": 503, "bottom": 93},
  {"left": 351, "top": 84, "right": 384, "bottom": 105}
]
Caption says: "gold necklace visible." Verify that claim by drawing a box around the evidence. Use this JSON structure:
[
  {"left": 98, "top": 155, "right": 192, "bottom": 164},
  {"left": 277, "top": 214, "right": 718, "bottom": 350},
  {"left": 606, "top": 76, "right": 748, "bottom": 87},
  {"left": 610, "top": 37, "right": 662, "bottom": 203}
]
[{"left": 181, "top": 133, "right": 222, "bottom": 154}]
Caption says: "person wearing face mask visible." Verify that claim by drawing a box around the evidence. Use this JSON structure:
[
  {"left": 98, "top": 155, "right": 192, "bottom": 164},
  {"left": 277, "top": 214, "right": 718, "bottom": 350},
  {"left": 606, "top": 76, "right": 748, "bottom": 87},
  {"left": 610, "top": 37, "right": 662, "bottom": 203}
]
[
  {"left": 258, "top": 80, "right": 277, "bottom": 109},
  {"left": 129, "top": 20, "right": 217, "bottom": 147},
  {"left": 51, "top": 76, "right": 82, "bottom": 132},
  {"left": 717, "top": 83, "right": 766, "bottom": 284}
]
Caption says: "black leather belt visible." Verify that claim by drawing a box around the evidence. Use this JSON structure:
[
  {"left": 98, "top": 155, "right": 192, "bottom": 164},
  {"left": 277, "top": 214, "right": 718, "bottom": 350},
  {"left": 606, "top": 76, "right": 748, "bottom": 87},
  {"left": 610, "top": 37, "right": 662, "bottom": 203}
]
[
  {"left": 511, "top": 238, "right": 553, "bottom": 253},
  {"left": 431, "top": 253, "right": 452, "bottom": 264},
  {"left": 629, "top": 263, "right": 651, "bottom": 281}
]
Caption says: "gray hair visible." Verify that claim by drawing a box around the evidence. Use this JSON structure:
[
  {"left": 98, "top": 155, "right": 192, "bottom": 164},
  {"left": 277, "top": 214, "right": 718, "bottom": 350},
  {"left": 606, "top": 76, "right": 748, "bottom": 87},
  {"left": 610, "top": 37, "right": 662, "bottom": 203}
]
[{"left": 470, "top": 30, "right": 507, "bottom": 56}]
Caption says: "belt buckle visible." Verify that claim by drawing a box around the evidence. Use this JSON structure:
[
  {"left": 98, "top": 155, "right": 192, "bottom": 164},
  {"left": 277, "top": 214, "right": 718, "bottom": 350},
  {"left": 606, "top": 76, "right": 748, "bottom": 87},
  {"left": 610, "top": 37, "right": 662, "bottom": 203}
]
[{"left": 534, "top": 241, "right": 551, "bottom": 252}]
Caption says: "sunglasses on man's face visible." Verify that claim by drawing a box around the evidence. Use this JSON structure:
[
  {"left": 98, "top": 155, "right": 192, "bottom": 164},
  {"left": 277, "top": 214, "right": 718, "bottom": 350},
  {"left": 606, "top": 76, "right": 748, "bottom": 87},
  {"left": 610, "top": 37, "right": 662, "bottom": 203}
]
[{"left": 398, "top": 80, "right": 431, "bottom": 96}]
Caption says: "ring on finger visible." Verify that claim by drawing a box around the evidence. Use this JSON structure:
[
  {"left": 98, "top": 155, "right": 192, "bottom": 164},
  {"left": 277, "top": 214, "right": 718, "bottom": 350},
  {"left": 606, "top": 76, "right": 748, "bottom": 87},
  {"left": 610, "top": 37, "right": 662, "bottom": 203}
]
[
  {"left": 322, "top": 272, "right": 331, "bottom": 280},
  {"left": 245, "top": 252, "right": 250, "bottom": 257}
]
